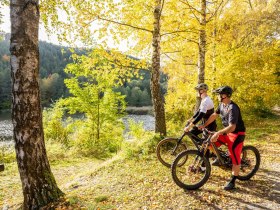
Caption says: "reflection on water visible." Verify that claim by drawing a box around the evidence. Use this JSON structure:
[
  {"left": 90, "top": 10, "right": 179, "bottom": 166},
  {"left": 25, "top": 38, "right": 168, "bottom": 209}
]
[
  {"left": 0, "top": 111, "right": 13, "bottom": 147},
  {"left": 122, "top": 114, "right": 155, "bottom": 132}
]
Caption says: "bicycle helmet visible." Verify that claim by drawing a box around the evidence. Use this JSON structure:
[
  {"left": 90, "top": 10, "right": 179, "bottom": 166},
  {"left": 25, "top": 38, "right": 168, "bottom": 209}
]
[
  {"left": 194, "top": 83, "right": 208, "bottom": 91},
  {"left": 213, "top": 86, "right": 233, "bottom": 97}
]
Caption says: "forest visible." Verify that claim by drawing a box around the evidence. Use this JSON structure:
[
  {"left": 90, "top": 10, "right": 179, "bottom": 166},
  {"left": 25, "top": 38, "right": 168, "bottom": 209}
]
[
  {"left": 0, "top": 37, "right": 162, "bottom": 109},
  {"left": 0, "top": 0, "right": 280, "bottom": 209}
]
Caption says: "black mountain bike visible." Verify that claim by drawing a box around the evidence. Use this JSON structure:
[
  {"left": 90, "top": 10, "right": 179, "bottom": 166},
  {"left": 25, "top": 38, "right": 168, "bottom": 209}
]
[
  {"left": 156, "top": 129, "right": 204, "bottom": 168},
  {"left": 171, "top": 129, "right": 261, "bottom": 190}
]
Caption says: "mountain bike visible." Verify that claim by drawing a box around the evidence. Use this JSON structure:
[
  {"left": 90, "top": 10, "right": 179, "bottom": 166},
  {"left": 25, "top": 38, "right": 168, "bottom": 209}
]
[
  {"left": 156, "top": 128, "right": 205, "bottom": 168},
  {"left": 171, "top": 129, "right": 261, "bottom": 190}
]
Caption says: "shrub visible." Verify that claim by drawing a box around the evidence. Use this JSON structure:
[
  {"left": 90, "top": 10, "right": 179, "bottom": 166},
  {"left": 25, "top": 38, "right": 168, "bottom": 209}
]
[{"left": 123, "top": 120, "right": 161, "bottom": 159}]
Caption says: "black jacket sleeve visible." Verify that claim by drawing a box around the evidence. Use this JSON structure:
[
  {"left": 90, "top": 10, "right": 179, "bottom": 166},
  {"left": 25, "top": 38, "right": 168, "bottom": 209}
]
[
  {"left": 192, "top": 111, "right": 205, "bottom": 124},
  {"left": 192, "top": 110, "right": 200, "bottom": 119}
]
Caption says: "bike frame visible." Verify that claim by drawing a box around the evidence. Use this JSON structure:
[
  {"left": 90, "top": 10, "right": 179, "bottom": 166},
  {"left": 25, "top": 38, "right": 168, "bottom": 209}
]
[
  {"left": 200, "top": 129, "right": 230, "bottom": 167},
  {"left": 171, "top": 131, "right": 203, "bottom": 155}
]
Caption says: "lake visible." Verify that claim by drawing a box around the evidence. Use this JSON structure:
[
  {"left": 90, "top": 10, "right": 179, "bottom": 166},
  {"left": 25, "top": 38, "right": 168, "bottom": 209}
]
[{"left": 0, "top": 111, "right": 155, "bottom": 147}]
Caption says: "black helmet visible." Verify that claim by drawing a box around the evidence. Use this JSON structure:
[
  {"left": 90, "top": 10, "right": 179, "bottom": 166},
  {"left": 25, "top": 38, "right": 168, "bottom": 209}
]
[
  {"left": 213, "top": 86, "right": 233, "bottom": 97},
  {"left": 195, "top": 83, "right": 208, "bottom": 91}
]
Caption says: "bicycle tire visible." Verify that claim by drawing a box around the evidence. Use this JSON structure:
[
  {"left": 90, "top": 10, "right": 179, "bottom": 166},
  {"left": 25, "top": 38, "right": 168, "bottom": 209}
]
[
  {"left": 238, "top": 145, "right": 260, "bottom": 181},
  {"left": 156, "top": 138, "right": 187, "bottom": 168},
  {"left": 171, "top": 150, "right": 211, "bottom": 190}
]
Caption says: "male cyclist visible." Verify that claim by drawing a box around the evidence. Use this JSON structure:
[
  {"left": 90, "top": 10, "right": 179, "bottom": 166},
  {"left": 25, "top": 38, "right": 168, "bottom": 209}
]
[
  {"left": 184, "top": 83, "right": 217, "bottom": 138},
  {"left": 199, "top": 86, "right": 246, "bottom": 190}
]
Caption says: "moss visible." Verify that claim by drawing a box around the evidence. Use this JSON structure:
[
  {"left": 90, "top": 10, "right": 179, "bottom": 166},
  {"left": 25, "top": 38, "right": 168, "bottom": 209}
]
[{"left": 43, "top": 170, "right": 64, "bottom": 199}]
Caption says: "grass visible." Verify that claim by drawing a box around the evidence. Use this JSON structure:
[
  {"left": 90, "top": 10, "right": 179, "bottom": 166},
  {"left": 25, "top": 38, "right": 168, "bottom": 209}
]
[{"left": 0, "top": 114, "right": 280, "bottom": 209}]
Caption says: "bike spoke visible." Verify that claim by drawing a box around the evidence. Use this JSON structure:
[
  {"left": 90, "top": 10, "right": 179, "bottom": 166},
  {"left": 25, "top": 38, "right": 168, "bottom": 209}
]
[
  {"left": 175, "top": 154, "right": 207, "bottom": 186},
  {"left": 238, "top": 146, "right": 260, "bottom": 180}
]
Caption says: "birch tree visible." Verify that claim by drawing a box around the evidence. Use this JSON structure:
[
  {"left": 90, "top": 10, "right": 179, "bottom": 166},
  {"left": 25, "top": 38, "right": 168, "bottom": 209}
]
[{"left": 10, "top": 0, "right": 63, "bottom": 208}]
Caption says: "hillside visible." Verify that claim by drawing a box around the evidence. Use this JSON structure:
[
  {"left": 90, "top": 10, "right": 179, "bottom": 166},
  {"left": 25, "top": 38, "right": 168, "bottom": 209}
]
[{"left": 0, "top": 36, "right": 166, "bottom": 110}]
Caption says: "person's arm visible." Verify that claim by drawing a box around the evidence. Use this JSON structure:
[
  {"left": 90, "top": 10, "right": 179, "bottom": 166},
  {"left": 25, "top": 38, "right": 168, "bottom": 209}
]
[
  {"left": 189, "top": 99, "right": 209, "bottom": 125},
  {"left": 188, "top": 110, "right": 199, "bottom": 123},
  {"left": 210, "top": 123, "right": 236, "bottom": 142},
  {"left": 211, "top": 105, "right": 238, "bottom": 142},
  {"left": 202, "top": 112, "right": 219, "bottom": 127},
  {"left": 192, "top": 112, "right": 205, "bottom": 124},
  {"left": 217, "top": 123, "right": 236, "bottom": 135},
  {"left": 184, "top": 111, "right": 206, "bottom": 132}
]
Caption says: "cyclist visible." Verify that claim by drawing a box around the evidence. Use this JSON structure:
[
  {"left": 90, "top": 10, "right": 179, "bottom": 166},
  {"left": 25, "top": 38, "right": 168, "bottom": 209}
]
[
  {"left": 199, "top": 86, "right": 246, "bottom": 190},
  {"left": 184, "top": 83, "right": 217, "bottom": 138}
]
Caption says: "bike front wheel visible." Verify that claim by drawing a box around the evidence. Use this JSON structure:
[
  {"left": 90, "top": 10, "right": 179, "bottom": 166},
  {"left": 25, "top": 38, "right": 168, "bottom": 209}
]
[
  {"left": 238, "top": 145, "right": 261, "bottom": 180},
  {"left": 171, "top": 150, "right": 211, "bottom": 190},
  {"left": 156, "top": 138, "right": 187, "bottom": 168}
]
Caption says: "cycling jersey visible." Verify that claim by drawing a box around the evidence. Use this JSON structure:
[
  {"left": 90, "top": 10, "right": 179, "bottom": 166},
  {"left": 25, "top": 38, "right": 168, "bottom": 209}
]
[
  {"left": 190, "top": 96, "right": 217, "bottom": 138},
  {"left": 192, "top": 96, "right": 216, "bottom": 130},
  {"left": 215, "top": 100, "right": 246, "bottom": 165},
  {"left": 216, "top": 101, "right": 245, "bottom": 133}
]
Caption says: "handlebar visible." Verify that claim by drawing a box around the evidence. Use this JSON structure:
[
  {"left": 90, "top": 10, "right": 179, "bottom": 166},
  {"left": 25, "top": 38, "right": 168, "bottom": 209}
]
[{"left": 202, "top": 128, "right": 215, "bottom": 135}]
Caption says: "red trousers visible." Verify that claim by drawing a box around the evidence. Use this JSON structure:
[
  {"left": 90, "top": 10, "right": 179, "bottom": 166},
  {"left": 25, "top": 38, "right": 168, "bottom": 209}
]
[{"left": 215, "top": 132, "right": 245, "bottom": 165}]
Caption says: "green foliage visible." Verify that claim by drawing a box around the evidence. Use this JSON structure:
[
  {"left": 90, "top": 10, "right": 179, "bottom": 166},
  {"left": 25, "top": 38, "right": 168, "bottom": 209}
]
[
  {"left": 51, "top": 49, "right": 144, "bottom": 158},
  {"left": 123, "top": 120, "right": 161, "bottom": 159},
  {"left": 0, "top": 145, "right": 16, "bottom": 163},
  {"left": 43, "top": 104, "right": 72, "bottom": 146},
  {"left": 0, "top": 39, "right": 155, "bottom": 110},
  {"left": 67, "top": 196, "right": 80, "bottom": 205},
  {"left": 70, "top": 118, "right": 124, "bottom": 158},
  {"left": 94, "top": 195, "right": 109, "bottom": 203}
]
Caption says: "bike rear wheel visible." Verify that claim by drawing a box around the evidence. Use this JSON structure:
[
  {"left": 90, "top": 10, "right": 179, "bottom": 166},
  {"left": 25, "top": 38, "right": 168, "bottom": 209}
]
[
  {"left": 238, "top": 145, "right": 260, "bottom": 180},
  {"left": 156, "top": 138, "right": 187, "bottom": 168},
  {"left": 171, "top": 150, "right": 211, "bottom": 190}
]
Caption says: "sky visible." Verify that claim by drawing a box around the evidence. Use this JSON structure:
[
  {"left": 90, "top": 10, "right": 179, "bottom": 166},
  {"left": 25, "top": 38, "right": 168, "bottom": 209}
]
[
  {"left": 0, "top": 5, "right": 131, "bottom": 51},
  {"left": 1, "top": 5, "right": 61, "bottom": 45}
]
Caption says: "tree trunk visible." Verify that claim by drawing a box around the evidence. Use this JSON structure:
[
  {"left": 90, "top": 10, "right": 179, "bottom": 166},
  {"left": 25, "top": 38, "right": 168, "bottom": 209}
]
[
  {"left": 151, "top": 0, "right": 166, "bottom": 136},
  {"left": 10, "top": 1, "right": 63, "bottom": 209},
  {"left": 212, "top": 11, "right": 217, "bottom": 89},
  {"left": 195, "top": 0, "right": 207, "bottom": 110}
]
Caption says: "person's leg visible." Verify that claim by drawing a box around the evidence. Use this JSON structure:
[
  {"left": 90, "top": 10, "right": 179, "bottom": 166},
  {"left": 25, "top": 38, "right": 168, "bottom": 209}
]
[
  {"left": 224, "top": 134, "right": 245, "bottom": 190},
  {"left": 190, "top": 126, "right": 202, "bottom": 143},
  {"left": 232, "top": 164, "right": 240, "bottom": 176},
  {"left": 190, "top": 126, "right": 202, "bottom": 136},
  {"left": 211, "top": 134, "right": 227, "bottom": 166}
]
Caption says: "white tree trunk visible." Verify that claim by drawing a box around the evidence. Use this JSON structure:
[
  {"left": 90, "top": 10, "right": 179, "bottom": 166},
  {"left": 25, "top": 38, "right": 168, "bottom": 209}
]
[{"left": 10, "top": 0, "right": 63, "bottom": 209}]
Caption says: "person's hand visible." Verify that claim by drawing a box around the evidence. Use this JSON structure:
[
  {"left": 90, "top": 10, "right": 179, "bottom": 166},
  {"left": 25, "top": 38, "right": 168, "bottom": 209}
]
[
  {"left": 210, "top": 132, "right": 220, "bottom": 142},
  {"left": 186, "top": 119, "right": 192, "bottom": 126},
  {"left": 184, "top": 126, "right": 191, "bottom": 132},
  {"left": 184, "top": 123, "right": 194, "bottom": 133},
  {"left": 198, "top": 124, "right": 205, "bottom": 130}
]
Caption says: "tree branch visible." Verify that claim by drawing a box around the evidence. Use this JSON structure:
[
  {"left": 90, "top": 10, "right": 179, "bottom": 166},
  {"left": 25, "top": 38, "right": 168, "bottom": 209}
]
[
  {"left": 161, "top": 29, "right": 199, "bottom": 36},
  {"left": 248, "top": 0, "right": 253, "bottom": 10},
  {"left": 179, "top": 0, "right": 201, "bottom": 23},
  {"left": 179, "top": 0, "right": 202, "bottom": 14},
  {"left": 184, "top": 63, "right": 197, "bottom": 66},
  {"left": 162, "top": 53, "right": 177, "bottom": 62},
  {"left": 206, "top": 0, "right": 224, "bottom": 23},
  {"left": 159, "top": 0, "right": 165, "bottom": 21},
  {"left": 185, "top": 38, "right": 199, "bottom": 44},
  {"left": 162, "top": 50, "right": 182, "bottom": 54},
  {"left": 97, "top": 16, "right": 153, "bottom": 33}
]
